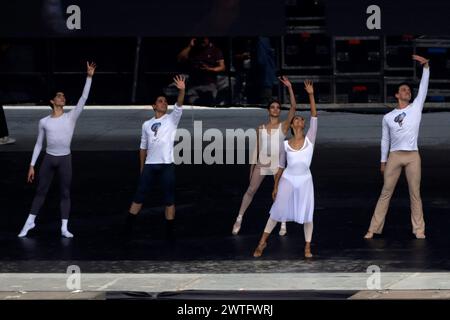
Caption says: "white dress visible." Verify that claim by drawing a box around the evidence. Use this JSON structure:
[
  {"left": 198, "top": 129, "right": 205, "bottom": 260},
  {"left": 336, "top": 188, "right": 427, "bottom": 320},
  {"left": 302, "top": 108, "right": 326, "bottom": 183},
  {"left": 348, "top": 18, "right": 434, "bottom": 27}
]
[{"left": 269, "top": 117, "right": 318, "bottom": 224}]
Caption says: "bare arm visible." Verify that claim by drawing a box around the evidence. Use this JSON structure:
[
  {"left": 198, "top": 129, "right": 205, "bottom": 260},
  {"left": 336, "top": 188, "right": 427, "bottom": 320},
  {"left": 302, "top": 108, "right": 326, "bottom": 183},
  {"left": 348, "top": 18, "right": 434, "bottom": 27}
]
[
  {"left": 272, "top": 142, "right": 286, "bottom": 200},
  {"left": 177, "top": 39, "right": 195, "bottom": 62},
  {"left": 304, "top": 80, "right": 317, "bottom": 117},
  {"left": 169, "top": 75, "right": 186, "bottom": 125},
  {"left": 174, "top": 75, "right": 186, "bottom": 107},
  {"left": 279, "top": 76, "right": 297, "bottom": 134},
  {"left": 272, "top": 168, "right": 285, "bottom": 201},
  {"left": 202, "top": 59, "right": 226, "bottom": 73},
  {"left": 139, "top": 149, "right": 147, "bottom": 173},
  {"left": 249, "top": 125, "right": 261, "bottom": 181}
]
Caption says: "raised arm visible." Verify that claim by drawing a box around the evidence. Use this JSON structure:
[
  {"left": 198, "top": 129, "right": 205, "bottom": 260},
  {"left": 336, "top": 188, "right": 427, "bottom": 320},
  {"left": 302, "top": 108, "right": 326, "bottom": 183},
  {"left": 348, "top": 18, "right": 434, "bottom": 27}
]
[
  {"left": 280, "top": 76, "right": 297, "bottom": 135},
  {"left": 177, "top": 38, "right": 195, "bottom": 62},
  {"left": 412, "top": 55, "right": 430, "bottom": 111},
  {"left": 174, "top": 75, "right": 186, "bottom": 107},
  {"left": 169, "top": 75, "right": 186, "bottom": 125},
  {"left": 380, "top": 116, "right": 390, "bottom": 174},
  {"left": 69, "top": 61, "right": 96, "bottom": 121},
  {"left": 304, "top": 80, "right": 317, "bottom": 117},
  {"left": 304, "top": 80, "right": 318, "bottom": 144}
]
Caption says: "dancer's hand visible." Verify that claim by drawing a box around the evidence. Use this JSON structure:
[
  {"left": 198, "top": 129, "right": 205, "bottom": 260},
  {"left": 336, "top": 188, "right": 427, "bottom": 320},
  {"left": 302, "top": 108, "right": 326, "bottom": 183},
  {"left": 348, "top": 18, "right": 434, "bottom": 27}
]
[
  {"left": 173, "top": 75, "right": 186, "bottom": 90},
  {"left": 279, "top": 76, "right": 292, "bottom": 89},
  {"left": 412, "top": 55, "right": 429, "bottom": 67},
  {"left": 304, "top": 80, "right": 314, "bottom": 95},
  {"left": 272, "top": 187, "right": 278, "bottom": 201},
  {"left": 27, "top": 166, "right": 35, "bottom": 183},
  {"left": 87, "top": 61, "right": 97, "bottom": 77},
  {"left": 380, "top": 162, "right": 386, "bottom": 174}
]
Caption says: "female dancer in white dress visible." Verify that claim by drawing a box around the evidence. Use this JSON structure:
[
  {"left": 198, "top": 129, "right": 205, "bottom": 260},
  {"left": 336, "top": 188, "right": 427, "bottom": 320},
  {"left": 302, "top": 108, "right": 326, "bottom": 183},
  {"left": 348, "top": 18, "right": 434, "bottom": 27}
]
[
  {"left": 232, "top": 76, "right": 297, "bottom": 236},
  {"left": 253, "top": 80, "right": 317, "bottom": 258}
]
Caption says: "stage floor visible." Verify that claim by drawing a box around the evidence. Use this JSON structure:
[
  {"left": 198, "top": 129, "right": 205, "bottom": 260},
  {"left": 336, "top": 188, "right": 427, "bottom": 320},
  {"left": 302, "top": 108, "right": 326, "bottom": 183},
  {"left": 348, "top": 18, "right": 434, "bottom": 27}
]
[{"left": 1, "top": 110, "right": 449, "bottom": 294}]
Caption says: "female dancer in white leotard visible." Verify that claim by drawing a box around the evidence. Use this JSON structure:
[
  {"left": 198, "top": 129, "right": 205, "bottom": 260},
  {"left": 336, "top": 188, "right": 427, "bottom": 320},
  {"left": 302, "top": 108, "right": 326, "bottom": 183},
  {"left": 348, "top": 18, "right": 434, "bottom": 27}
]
[
  {"left": 253, "top": 80, "right": 317, "bottom": 258},
  {"left": 232, "top": 76, "right": 297, "bottom": 236}
]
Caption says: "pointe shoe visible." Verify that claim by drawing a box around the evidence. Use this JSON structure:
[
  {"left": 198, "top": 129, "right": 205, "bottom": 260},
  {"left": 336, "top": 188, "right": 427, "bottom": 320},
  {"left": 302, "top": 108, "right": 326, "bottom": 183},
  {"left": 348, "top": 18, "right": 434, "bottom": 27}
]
[
  {"left": 415, "top": 233, "right": 426, "bottom": 239},
  {"left": 304, "top": 245, "right": 313, "bottom": 258},
  {"left": 279, "top": 223, "right": 287, "bottom": 236},
  {"left": 232, "top": 216, "right": 243, "bottom": 235},
  {"left": 253, "top": 242, "right": 267, "bottom": 258},
  {"left": 364, "top": 231, "right": 374, "bottom": 239}
]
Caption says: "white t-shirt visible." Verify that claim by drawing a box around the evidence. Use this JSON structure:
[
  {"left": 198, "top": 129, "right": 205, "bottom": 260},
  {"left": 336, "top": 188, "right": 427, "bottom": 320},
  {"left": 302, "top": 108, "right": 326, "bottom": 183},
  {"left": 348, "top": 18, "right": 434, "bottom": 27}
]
[
  {"left": 140, "top": 104, "right": 183, "bottom": 164},
  {"left": 381, "top": 67, "right": 430, "bottom": 162},
  {"left": 30, "top": 77, "right": 92, "bottom": 166}
]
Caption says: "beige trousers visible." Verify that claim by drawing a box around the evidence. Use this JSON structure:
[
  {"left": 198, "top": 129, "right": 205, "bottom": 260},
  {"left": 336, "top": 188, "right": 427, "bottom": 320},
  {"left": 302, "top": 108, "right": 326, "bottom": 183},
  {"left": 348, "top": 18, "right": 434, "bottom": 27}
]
[{"left": 368, "top": 151, "right": 425, "bottom": 236}]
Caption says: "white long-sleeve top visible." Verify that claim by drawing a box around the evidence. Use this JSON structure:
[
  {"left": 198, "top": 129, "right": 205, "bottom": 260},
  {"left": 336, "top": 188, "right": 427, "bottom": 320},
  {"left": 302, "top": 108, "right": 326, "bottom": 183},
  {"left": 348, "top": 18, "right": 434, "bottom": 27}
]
[
  {"left": 140, "top": 103, "right": 183, "bottom": 164},
  {"left": 380, "top": 67, "right": 430, "bottom": 162},
  {"left": 30, "top": 77, "right": 92, "bottom": 166}
]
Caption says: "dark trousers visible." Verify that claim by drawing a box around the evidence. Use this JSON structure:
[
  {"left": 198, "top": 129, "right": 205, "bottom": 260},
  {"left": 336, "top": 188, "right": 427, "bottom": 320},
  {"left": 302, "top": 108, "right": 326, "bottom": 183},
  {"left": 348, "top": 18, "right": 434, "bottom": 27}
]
[{"left": 30, "top": 154, "right": 72, "bottom": 219}]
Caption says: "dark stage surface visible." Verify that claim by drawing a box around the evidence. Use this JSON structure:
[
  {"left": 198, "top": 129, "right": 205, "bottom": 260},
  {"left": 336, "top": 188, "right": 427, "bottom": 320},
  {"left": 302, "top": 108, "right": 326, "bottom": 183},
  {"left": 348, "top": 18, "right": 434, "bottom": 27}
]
[{"left": 1, "top": 146, "right": 449, "bottom": 273}]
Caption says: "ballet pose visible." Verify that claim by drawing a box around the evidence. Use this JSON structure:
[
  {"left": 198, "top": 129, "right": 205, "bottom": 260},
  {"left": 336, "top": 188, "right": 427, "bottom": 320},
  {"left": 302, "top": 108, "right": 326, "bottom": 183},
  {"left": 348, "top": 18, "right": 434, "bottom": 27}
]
[
  {"left": 364, "top": 55, "right": 430, "bottom": 240},
  {"left": 253, "top": 80, "right": 317, "bottom": 258},
  {"left": 232, "top": 76, "right": 297, "bottom": 236},
  {"left": 18, "top": 61, "right": 97, "bottom": 238},
  {"left": 125, "top": 75, "right": 186, "bottom": 237}
]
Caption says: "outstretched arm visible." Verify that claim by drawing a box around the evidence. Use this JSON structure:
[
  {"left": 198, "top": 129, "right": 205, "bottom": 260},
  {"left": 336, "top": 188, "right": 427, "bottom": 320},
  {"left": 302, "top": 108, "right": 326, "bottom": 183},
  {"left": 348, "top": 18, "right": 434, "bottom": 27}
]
[
  {"left": 174, "top": 75, "right": 186, "bottom": 107},
  {"left": 412, "top": 55, "right": 430, "bottom": 111},
  {"left": 304, "top": 80, "right": 317, "bottom": 117},
  {"left": 168, "top": 75, "right": 186, "bottom": 126},
  {"left": 69, "top": 61, "right": 96, "bottom": 121},
  {"left": 304, "top": 80, "right": 318, "bottom": 144},
  {"left": 280, "top": 76, "right": 297, "bottom": 134}
]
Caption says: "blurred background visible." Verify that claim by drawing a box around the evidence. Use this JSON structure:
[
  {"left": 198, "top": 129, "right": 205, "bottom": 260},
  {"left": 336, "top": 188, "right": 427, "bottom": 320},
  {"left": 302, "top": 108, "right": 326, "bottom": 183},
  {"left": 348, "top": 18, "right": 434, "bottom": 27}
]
[{"left": 1, "top": 0, "right": 450, "bottom": 107}]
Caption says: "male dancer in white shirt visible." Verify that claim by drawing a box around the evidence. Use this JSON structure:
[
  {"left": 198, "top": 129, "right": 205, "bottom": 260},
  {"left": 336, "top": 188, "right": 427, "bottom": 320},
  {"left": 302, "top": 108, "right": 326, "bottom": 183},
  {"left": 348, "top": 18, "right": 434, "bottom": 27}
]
[
  {"left": 365, "top": 55, "right": 429, "bottom": 239},
  {"left": 18, "top": 62, "right": 97, "bottom": 238},
  {"left": 126, "top": 75, "right": 185, "bottom": 237}
]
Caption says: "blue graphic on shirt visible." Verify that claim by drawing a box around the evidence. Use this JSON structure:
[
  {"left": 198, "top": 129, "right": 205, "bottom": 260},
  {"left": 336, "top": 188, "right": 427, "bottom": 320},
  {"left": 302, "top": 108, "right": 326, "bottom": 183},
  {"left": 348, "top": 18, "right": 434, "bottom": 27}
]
[
  {"left": 394, "top": 112, "right": 406, "bottom": 127},
  {"left": 151, "top": 122, "right": 161, "bottom": 136}
]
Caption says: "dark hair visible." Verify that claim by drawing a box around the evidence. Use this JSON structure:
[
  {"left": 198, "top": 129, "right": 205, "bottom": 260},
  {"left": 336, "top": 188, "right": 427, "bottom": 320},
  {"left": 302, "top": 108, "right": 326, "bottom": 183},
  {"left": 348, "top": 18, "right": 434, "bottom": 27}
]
[
  {"left": 266, "top": 100, "right": 281, "bottom": 110},
  {"left": 48, "top": 90, "right": 64, "bottom": 109},
  {"left": 154, "top": 94, "right": 168, "bottom": 104},
  {"left": 395, "top": 82, "right": 414, "bottom": 97},
  {"left": 289, "top": 115, "right": 304, "bottom": 136}
]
